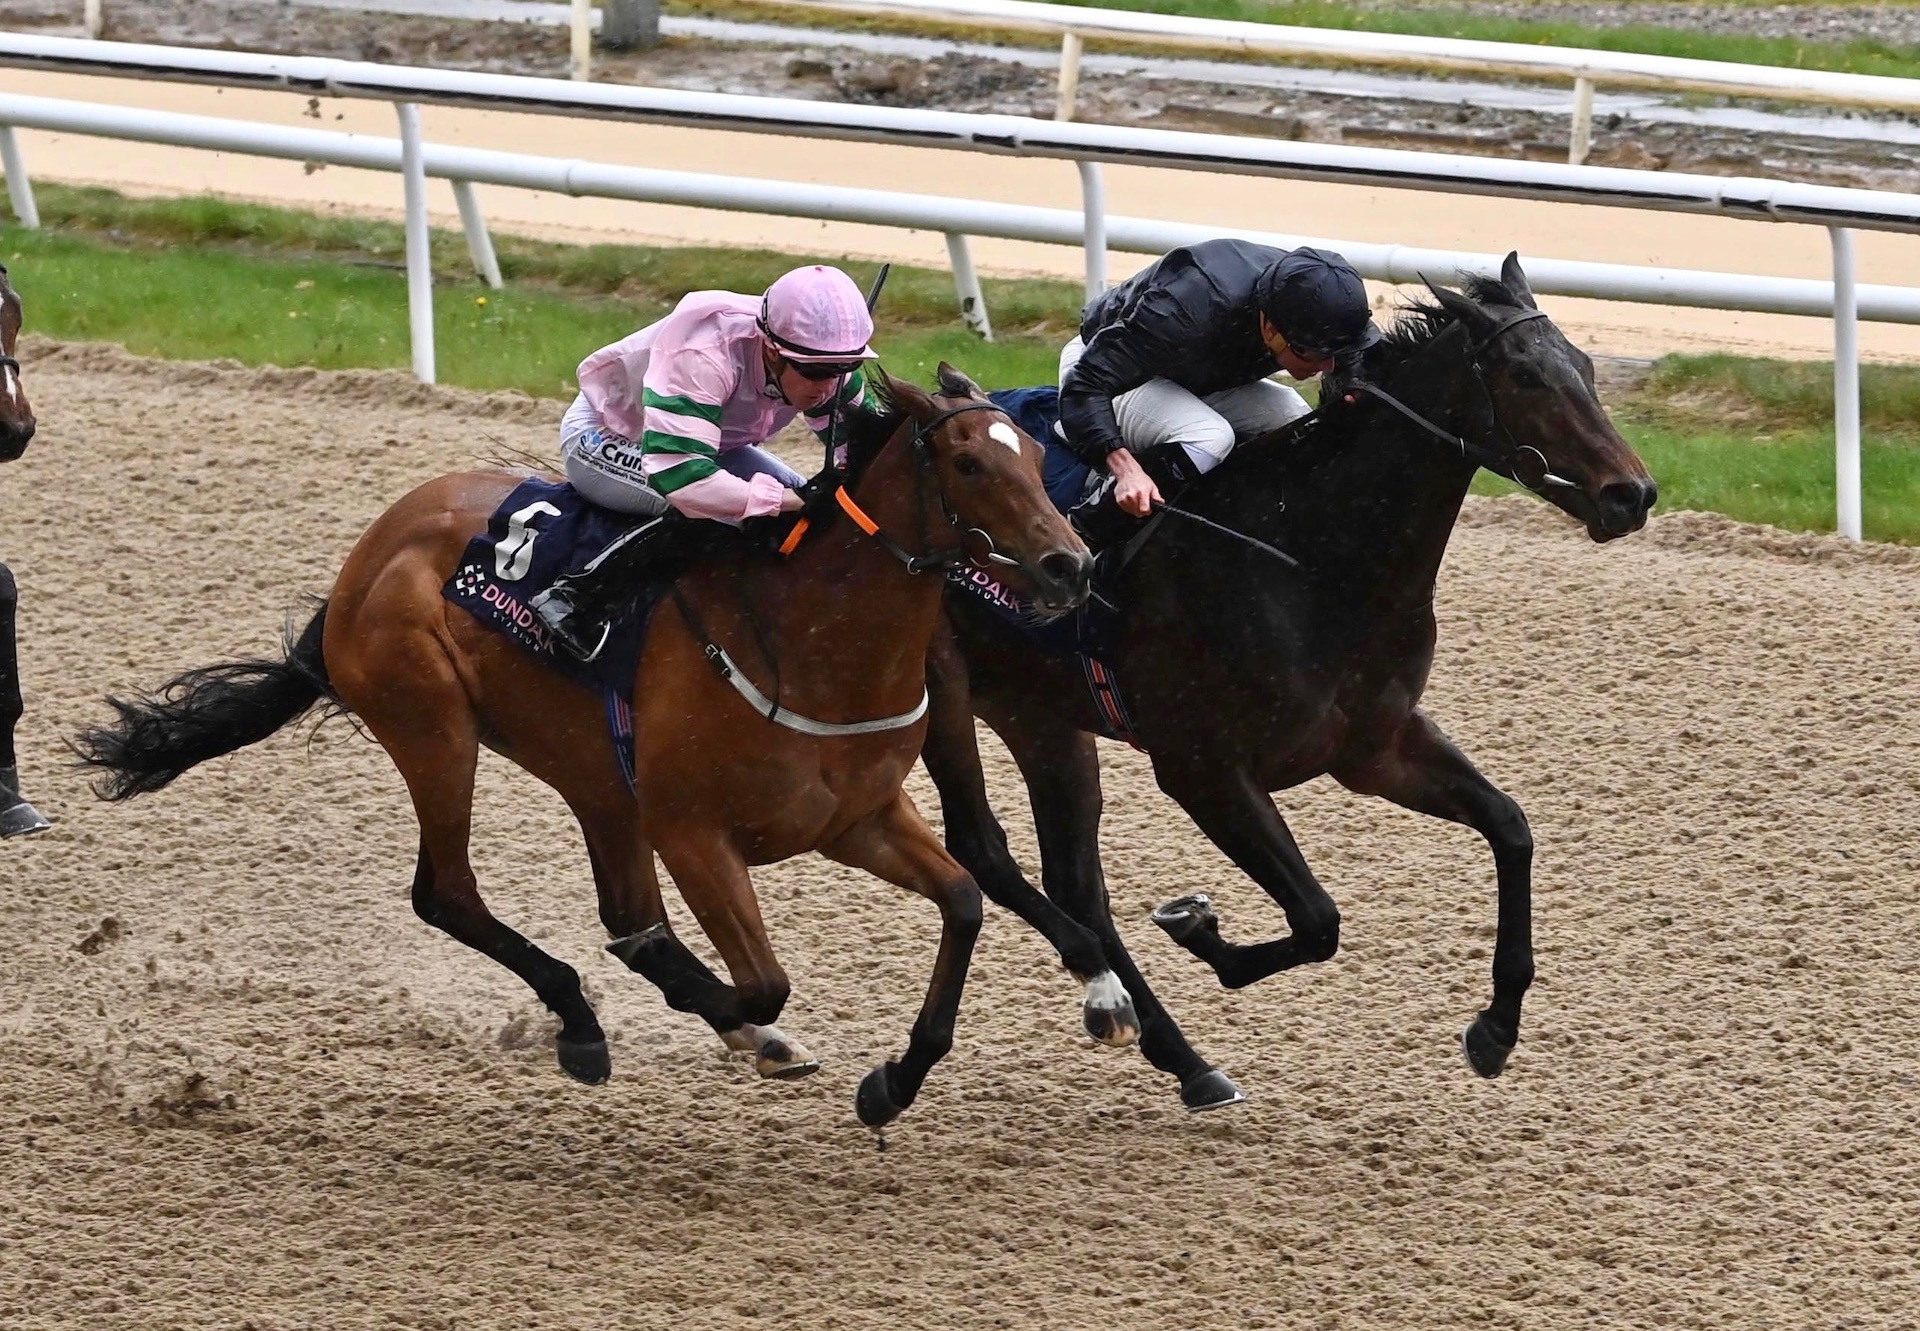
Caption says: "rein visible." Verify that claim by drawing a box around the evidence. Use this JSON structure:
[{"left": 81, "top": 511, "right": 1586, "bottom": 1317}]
[
  {"left": 686, "top": 396, "right": 1025, "bottom": 737},
  {"left": 1356, "top": 307, "right": 1577, "bottom": 497}
]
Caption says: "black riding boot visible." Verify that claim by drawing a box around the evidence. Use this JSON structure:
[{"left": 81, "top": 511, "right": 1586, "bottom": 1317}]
[{"left": 529, "top": 515, "right": 681, "bottom": 662}]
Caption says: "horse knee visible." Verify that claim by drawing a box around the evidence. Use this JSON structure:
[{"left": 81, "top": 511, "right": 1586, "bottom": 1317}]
[
  {"left": 1296, "top": 904, "right": 1341, "bottom": 963},
  {"left": 942, "top": 877, "right": 984, "bottom": 937},
  {"left": 1488, "top": 803, "right": 1533, "bottom": 861}
]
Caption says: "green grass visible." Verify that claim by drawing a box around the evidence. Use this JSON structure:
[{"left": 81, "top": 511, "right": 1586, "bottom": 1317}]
[
  {"left": 680, "top": 0, "right": 1920, "bottom": 82},
  {"left": 10, "top": 186, "right": 1920, "bottom": 541}
]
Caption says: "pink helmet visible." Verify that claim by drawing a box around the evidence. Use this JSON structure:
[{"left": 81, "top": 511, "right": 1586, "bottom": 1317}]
[{"left": 758, "top": 265, "right": 878, "bottom": 363}]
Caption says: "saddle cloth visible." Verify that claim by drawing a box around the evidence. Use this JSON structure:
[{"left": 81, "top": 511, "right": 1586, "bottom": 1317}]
[{"left": 442, "top": 477, "right": 670, "bottom": 789}]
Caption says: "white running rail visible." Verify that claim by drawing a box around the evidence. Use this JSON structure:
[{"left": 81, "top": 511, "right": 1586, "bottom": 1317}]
[{"left": 1, "top": 35, "right": 1911, "bottom": 538}]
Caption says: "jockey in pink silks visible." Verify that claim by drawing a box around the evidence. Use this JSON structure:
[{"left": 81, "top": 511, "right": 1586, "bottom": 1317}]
[{"left": 530, "top": 264, "right": 879, "bottom": 660}]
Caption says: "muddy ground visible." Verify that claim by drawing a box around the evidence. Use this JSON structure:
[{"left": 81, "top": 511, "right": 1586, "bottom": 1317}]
[
  {"left": 8, "top": 0, "right": 1920, "bottom": 191},
  {"left": 1, "top": 328, "right": 1918, "bottom": 1329}
]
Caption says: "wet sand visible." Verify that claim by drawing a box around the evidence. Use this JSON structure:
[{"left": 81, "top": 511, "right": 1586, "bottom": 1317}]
[{"left": 1, "top": 337, "right": 1917, "bottom": 1329}]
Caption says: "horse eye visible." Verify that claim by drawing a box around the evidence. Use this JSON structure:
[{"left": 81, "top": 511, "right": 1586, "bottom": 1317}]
[{"left": 953, "top": 453, "right": 984, "bottom": 477}]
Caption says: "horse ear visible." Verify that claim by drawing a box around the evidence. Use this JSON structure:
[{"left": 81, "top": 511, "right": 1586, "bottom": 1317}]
[
  {"left": 885, "top": 369, "right": 935, "bottom": 419},
  {"left": 1420, "top": 272, "right": 1499, "bottom": 334},
  {"left": 1500, "top": 251, "right": 1539, "bottom": 310},
  {"left": 935, "top": 361, "right": 983, "bottom": 399}
]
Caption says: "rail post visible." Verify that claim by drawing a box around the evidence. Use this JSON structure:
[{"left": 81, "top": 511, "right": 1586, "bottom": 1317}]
[
  {"left": 1076, "top": 160, "right": 1107, "bottom": 300},
  {"left": 944, "top": 233, "right": 993, "bottom": 341},
  {"left": 452, "top": 180, "right": 504, "bottom": 289},
  {"left": 0, "top": 128, "right": 38, "bottom": 228},
  {"left": 84, "top": 0, "right": 104, "bottom": 39},
  {"left": 1569, "top": 75, "right": 1595, "bottom": 165},
  {"left": 1830, "top": 226, "right": 1862, "bottom": 540},
  {"left": 395, "top": 102, "right": 437, "bottom": 385},
  {"left": 1056, "top": 31, "right": 1084, "bottom": 122},
  {"left": 570, "top": 0, "right": 593, "bottom": 81}
]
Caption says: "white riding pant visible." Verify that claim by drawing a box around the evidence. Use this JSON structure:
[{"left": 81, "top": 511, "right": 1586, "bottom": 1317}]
[
  {"left": 1058, "top": 337, "right": 1312, "bottom": 475},
  {"left": 557, "top": 393, "right": 806, "bottom": 517}
]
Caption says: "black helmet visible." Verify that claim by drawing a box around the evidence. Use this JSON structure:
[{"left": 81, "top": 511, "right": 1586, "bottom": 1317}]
[{"left": 1256, "top": 248, "right": 1381, "bottom": 358}]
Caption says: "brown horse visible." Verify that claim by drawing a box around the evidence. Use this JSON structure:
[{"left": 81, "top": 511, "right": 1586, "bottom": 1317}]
[
  {"left": 77, "top": 364, "right": 1115, "bottom": 1127},
  {"left": 1, "top": 261, "right": 51, "bottom": 839}
]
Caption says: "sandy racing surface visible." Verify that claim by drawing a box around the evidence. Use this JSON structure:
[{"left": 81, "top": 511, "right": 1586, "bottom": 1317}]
[{"left": 0, "top": 336, "right": 1916, "bottom": 1328}]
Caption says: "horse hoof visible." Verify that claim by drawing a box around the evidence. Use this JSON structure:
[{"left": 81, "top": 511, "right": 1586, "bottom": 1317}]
[
  {"left": 1461, "top": 1015, "right": 1515, "bottom": 1079},
  {"left": 1151, "top": 893, "right": 1218, "bottom": 946},
  {"left": 1081, "top": 971, "right": 1139, "bottom": 1047},
  {"left": 556, "top": 1036, "right": 611, "bottom": 1085},
  {"left": 0, "top": 798, "right": 51, "bottom": 839},
  {"left": 1179, "top": 1067, "right": 1247, "bottom": 1112},
  {"left": 855, "top": 1064, "right": 905, "bottom": 1128},
  {"left": 756, "top": 1038, "right": 822, "bottom": 1081},
  {"left": 1083, "top": 1003, "right": 1140, "bottom": 1048}
]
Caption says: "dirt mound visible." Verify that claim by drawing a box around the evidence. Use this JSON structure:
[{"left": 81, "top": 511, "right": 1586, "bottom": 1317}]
[{"left": 3, "top": 342, "right": 1917, "bottom": 1329}]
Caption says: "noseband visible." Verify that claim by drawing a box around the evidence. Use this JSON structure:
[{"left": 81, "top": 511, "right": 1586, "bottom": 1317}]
[{"left": 1356, "top": 307, "right": 1579, "bottom": 497}]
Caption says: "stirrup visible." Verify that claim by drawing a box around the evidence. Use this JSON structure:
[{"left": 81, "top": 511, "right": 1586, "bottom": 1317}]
[
  {"left": 0, "top": 767, "right": 50, "bottom": 838},
  {"left": 529, "top": 586, "right": 612, "bottom": 663}
]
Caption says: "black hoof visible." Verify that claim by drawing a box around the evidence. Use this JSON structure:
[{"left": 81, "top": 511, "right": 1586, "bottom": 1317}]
[
  {"left": 1462, "top": 1014, "right": 1515, "bottom": 1079},
  {"left": 855, "top": 1063, "right": 905, "bottom": 1128},
  {"left": 556, "top": 1036, "right": 611, "bottom": 1085},
  {"left": 1082, "top": 1001, "right": 1140, "bottom": 1048},
  {"left": 0, "top": 796, "right": 51, "bottom": 839},
  {"left": 1179, "top": 1067, "right": 1247, "bottom": 1112},
  {"left": 1151, "top": 893, "right": 1219, "bottom": 948}
]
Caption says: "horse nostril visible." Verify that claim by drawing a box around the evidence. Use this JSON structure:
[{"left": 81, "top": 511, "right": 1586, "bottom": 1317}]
[
  {"left": 1039, "top": 549, "right": 1091, "bottom": 601},
  {"left": 1597, "top": 480, "right": 1654, "bottom": 531}
]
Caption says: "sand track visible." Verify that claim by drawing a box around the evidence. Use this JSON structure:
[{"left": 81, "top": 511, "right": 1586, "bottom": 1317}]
[{"left": 2, "top": 338, "right": 1918, "bottom": 1329}]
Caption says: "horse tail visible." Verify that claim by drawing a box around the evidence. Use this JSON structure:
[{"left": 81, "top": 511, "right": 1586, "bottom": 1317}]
[{"left": 74, "top": 600, "right": 336, "bottom": 801}]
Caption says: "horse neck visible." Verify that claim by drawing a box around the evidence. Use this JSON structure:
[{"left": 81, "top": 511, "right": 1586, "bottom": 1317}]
[
  {"left": 735, "top": 425, "right": 946, "bottom": 712},
  {"left": 1227, "top": 334, "right": 1481, "bottom": 611}
]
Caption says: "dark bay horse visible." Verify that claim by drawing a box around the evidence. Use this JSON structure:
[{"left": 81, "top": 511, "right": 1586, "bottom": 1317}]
[
  {"left": 922, "top": 256, "right": 1657, "bottom": 1110},
  {"left": 77, "top": 365, "right": 1115, "bottom": 1128},
  {"left": 1, "top": 262, "right": 50, "bottom": 839}
]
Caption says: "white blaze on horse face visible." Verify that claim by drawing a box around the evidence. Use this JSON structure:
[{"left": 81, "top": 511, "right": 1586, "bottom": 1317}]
[
  {"left": 987, "top": 421, "right": 1023, "bottom": 456},
  {"left": 1, "top": 363, "right": 18, "bottom": 409}
]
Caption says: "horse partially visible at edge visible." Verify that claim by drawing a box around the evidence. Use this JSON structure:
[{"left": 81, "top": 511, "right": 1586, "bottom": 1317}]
[
  {"left": 76, "top": 364, "right": 1120, "bottom": 1128},
  {"left": 921, "top": 255, "right": 1658, "bottom": 1110},
  {"left": 1, "top": 262, "right": 50, "bottom": 839}
]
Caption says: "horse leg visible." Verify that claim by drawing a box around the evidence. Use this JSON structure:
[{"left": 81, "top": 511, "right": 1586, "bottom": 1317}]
[
  {"left": 0, "top": 560, "right": 50, "bottom": 838},
  {"left": 1147, "top": 756, "right": 1343, "bottom": 990},
  {"left": 647, "top": 829, "right": 794, "bottom": 1039},
  {"left": 581, "top": 814, "right": 817, "bottom": 1079},
  {"left": 377, "top": 711, "right": 610, "bottom": 1085},
  {"left": 820, "top": 793, "right": 982, "bottom": 1128},
  {"left": 996, "top": 713, "right": 1245, "bottom": 1112},
  {"left": 1334, "top": 711, "right": 1533, "bottom": 1078},
  {"left": 922, "top": 628, "right": 1137, "bottom": 1046}
]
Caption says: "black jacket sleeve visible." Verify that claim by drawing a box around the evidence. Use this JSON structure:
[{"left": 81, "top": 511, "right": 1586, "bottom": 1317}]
[{"left": 1058, "top": 305, "right": 1182, "bottom": 467}]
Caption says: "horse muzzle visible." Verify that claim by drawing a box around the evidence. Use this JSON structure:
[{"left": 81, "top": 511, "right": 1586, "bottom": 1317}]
[
  {"left": 0, "top": 418, "right": 32, "bottom": 462},
  {"left": 1027, "top": 546, "right": 1094, "bottom": 617},
  {"left": 1585, "top": 477, "right": 1657, "bottom": 542}
]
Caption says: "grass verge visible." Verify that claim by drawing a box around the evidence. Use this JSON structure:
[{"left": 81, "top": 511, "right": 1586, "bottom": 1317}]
[{"left": 8, "top": 186, "right": 1920, "bottom": 542}]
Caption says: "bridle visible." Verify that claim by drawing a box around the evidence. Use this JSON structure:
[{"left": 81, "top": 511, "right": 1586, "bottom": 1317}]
[
  {"left": 785, "top": 399, "right": 1024, "bottom": 575},
  {"left": 1354, "top": 306, "right": 1578, "bottom": 497}
]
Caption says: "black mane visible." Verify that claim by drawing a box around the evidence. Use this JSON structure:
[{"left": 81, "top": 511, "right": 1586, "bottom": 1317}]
[{"left": 1376, "top": 273, "right": 1523, "bottom": 360}]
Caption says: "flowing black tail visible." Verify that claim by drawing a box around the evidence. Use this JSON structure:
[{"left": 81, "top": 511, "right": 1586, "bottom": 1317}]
[{"left": 74, "top": 601, "right": 335, "bottom": 801}]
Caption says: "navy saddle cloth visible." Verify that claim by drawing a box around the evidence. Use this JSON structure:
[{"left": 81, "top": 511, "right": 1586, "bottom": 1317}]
[
  {"left": 442, "top": 477, "right": 668, "bottom": 699},
  {"left": 987, "top": 386, "right": 1097, "bottom": 513}
]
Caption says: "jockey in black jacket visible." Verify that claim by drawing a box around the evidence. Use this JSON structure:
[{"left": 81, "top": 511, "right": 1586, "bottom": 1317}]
[{"left": 1059, "top": 239, "right": 1382, "bottom": 520}]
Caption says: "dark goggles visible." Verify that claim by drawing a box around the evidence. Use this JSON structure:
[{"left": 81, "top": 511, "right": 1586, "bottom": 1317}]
[{"left": 782, "top": 356, "right": 865, "bottom": 382}]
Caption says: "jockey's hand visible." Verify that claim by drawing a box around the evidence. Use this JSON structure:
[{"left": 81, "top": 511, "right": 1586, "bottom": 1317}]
[{"left": 1107, "top": 448, "right": 1162, "bottom": 517}]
